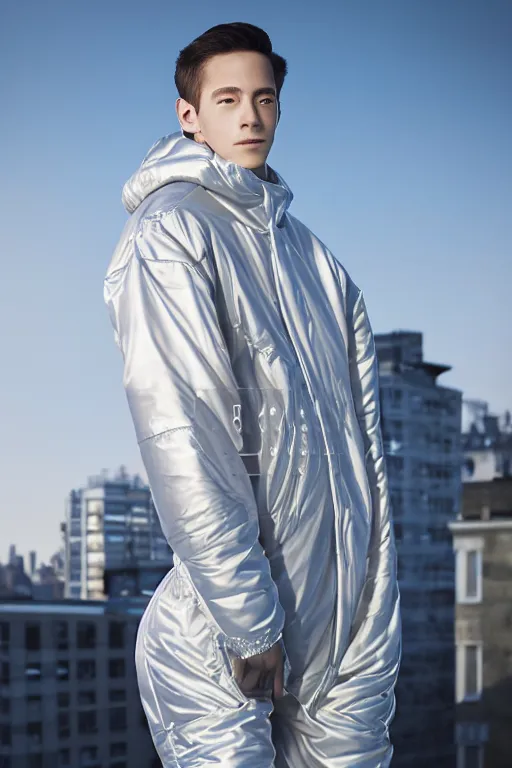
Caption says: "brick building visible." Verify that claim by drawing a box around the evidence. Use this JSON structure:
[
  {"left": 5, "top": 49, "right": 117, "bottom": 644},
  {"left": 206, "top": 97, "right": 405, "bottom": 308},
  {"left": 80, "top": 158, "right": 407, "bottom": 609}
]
[{"left": 450, "top": 477, "right": 512, "bottom": 767}]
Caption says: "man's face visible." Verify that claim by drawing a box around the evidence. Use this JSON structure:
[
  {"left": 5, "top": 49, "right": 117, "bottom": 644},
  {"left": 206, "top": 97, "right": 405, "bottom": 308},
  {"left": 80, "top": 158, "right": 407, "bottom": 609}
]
[{"left": 177, "top": 51, "right": 278, "bottom": 171}]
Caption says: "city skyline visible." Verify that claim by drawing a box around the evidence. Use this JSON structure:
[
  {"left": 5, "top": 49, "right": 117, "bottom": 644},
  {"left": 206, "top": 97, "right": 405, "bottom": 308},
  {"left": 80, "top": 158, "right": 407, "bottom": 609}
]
[{"left": 1, "top": 0, "right": 511, "bottom": 562}]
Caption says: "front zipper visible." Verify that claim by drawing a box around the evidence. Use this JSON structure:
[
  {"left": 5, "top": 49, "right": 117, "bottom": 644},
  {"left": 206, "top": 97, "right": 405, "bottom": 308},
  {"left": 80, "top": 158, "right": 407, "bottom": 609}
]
[{"left": 264, "top": 222, "right": 347, "bottom": 712}]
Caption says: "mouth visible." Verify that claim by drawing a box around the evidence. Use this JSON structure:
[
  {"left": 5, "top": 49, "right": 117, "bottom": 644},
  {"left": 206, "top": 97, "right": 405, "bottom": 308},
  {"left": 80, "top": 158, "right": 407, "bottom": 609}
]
[{"left": 236, "top": 139, "right": 265, "bottom": 145}]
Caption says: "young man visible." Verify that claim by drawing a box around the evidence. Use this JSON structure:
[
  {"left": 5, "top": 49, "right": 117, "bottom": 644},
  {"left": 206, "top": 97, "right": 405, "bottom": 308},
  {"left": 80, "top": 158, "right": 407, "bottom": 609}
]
[{"left": 104, "top": 21, "right": 401, "bottom": 768}]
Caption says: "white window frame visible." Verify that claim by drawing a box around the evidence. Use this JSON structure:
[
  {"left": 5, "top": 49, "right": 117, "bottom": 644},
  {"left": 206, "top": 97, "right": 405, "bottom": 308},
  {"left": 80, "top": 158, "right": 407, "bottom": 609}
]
[
  {"left": 456, "top": 642, "right": 483, "bottom": 703},
  {"left": 456, "top": 743, "right": 484, "bottom": 768},
  {"left": 454, "top": 536, "right": 483, "bottom": 604}
]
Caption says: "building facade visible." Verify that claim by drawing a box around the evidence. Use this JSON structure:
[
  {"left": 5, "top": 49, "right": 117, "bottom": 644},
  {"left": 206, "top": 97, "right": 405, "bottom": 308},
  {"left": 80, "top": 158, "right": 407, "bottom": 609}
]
[
  {"left": 462, "top": 402, "right": 512, "bottom": 484},
  {"left": 375, "top": 331, "right": 462, "bottom": 766},
  {"left": 450, "top": 476, "right": 512, "bottom": 768},
  {"left": 0, "top": 597, "right": 160, "bottom": 768},
  {"left": 62, "top": 468, "right": 173, "bottom": 600}
]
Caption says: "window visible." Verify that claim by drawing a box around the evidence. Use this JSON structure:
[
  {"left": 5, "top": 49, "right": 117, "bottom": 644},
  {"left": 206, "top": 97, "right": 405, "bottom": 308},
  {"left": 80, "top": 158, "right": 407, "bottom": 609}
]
[
  {"left": 87, "top": 552, "right": 105, "bottom": 566},
  {"left": 28, "top": 756, "right": 43, "bottom": 768},
  {"left": 457, "top": 644, "right": 482, "bottom": 702},
  {"left": 87, "top": 532, "right": 104, "bottom": 551},
  {"left": 58, "top": 749, "right": 71, "bottom": 767},
  {"left": 27, "top": 695, "right": 41, "bottom": 718},
  {"left": 109, "top": 706, "right": 127, "bottom": 732},
  {"left": 77, "top": 690, "right": 96, "bottom": 706},
  {"left": 25, "top": 623, "right": 41, "bottom": 651},
  {"left": 0, "top": 724, "right": 11, "bottom": 746},
  {"left": 387, "top": 456, "right": 404, "bottom": 479},
  {"left": 77, "top": 660, "right": 96, "bottom": 680},
  {"left": 466, "top": 551, "right": 480, "bottom": 598},
  {"left": 465, "top": 646, "right": 480, "bottom": 697},
  {"left": 1, "top": 662, "right": 9, "bottom": 685},
  {"left": 56, "top": 661, "right": 69, "bottom": 681},
  {"left": 457, "top": 744, "right": 484, "bottom": 768},
  {"left": 25, "top": 662, "right": 41, "bottom": 682},
  {"left": 58, "top": 711, "right": 70, "bottom": 740},
  {"left": 53, "top": 621, "right": 69, "bottom": 651},
  {"left": 109, "top": 659, "right": 125, "bottom": 678},
  {"left": 455, "top": 539, "right": 483, "bottom": 604},
  {"left": 57, "top": 692, "right": 70, "bottom": 708},
  {"left": 110, "top": 742, "right": 126, "bottom": 758},
  {"left": 79, "top": 745, "right": 98, "bottom": 766},
  {"left": 0, "top": 622, "right": 9, "bottom": 651},
  {"left": 77, "top": 710, "right": 97, "bottom": 734},
  {"left": 87, "top": 579, "right": 104, "bottom": 593},
  {"left": 109, "top": 689, "right": 126, "bottom": 703},
  {"left": 26, "top": 721, "right": 42, "bottom": 746},
  {"left": 77, "top": 622, "right": 96, "bottom": 649},
  {"left": 109, "top": 622, "right": 125, "bottom": 650},
  {"left": 104, "top": 514, "right": 126, "bottom": 524},
  {"left": 87, "top": 514, "right": 102, "bottom": 532},
  {"left": 0, "top": 696, "right": 10, "bottom": 715}
]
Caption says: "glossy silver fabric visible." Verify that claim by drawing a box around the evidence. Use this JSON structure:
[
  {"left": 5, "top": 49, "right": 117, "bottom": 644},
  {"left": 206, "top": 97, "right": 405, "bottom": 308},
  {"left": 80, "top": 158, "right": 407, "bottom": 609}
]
[{"left": 104, "top": 132, "right": 401, "bottom": 766}]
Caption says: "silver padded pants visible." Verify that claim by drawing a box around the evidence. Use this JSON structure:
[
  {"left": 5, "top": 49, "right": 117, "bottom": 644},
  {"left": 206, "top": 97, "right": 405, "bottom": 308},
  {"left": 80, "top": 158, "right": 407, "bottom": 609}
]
[{"left": 135, "top": 564, "right": 394, "bottom": 767}]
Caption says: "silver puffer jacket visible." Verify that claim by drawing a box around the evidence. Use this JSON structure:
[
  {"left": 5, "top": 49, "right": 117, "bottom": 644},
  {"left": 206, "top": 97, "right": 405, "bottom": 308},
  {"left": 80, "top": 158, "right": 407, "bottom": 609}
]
[{"left": 104, "top": 132, "right": 401, "bottom": 765}]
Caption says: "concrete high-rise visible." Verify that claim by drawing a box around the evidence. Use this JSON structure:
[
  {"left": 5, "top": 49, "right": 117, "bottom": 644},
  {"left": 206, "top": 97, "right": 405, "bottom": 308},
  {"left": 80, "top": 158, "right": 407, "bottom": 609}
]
[
  {"left": 375, "top": 331, "right": 462, "bottom": 767},
  {"left": 62, "top": 468, "right": 173, "bottom": 600}
]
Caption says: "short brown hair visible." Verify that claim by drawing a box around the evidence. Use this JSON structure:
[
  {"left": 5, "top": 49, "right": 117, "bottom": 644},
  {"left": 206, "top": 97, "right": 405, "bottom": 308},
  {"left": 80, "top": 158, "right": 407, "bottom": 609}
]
[{"left": 175, "top": 22, "right": 288, "bottom": 135}]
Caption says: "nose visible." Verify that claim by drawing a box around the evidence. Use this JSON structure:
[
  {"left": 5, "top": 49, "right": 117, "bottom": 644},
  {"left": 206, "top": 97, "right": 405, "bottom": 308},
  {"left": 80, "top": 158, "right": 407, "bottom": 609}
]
[{"left": 239, "top": 99, "right": 263, "bottom": 129}]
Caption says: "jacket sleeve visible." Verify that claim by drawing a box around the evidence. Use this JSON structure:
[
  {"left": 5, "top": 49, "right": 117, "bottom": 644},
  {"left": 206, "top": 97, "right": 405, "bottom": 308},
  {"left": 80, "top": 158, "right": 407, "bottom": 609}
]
[
  {"left": 342, "top": 280, "right": 401, "bottom": 719},
  {"left": 346, "top": 284, "right": 398, "bottom": 568},
  {"left": 104, "top": 210, "right": 284, "bottom": 658}
]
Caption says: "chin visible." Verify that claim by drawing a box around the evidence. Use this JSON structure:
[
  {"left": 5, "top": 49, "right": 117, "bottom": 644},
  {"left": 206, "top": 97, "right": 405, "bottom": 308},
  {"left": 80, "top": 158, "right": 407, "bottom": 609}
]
[
  {"left": 241, "top": 162, "right": 263, "bottom": 170},
  {"left": 238, "top": 155, "right": 269, "bottom": 170}
]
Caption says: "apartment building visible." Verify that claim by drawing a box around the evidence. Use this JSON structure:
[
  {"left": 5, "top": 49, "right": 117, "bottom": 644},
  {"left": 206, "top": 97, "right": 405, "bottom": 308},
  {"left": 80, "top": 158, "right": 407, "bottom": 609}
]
[
  {"left": 62, "top": 468, "right": 172, "bottom": 600},
  {"left": 375, "top": 331, "right": 462, "bottom": 767},
  {"left": 450, "top": 476, "right": 512, "bottom": 768},
  {"left": 0, "top": 594, "right": 160, "bottom": 768}
]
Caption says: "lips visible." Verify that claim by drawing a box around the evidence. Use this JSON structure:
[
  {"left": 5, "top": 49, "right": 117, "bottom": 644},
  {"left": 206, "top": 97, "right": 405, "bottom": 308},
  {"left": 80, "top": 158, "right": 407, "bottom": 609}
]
[{"left": 237, "top": 139, "right": 265, "bottom": 145}]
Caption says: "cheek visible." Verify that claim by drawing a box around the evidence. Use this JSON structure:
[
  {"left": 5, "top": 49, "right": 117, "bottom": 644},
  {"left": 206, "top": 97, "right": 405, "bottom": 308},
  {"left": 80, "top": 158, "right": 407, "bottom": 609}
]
[{"left": 200, "top": 126, "right": 234, "bottom": 159}]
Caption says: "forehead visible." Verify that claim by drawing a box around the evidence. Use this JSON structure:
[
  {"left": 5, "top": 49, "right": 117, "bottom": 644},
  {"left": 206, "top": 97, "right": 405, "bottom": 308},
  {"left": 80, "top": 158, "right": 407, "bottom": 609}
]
[{"left": 200, "top": 50, "right": 275, "bottom": 91}]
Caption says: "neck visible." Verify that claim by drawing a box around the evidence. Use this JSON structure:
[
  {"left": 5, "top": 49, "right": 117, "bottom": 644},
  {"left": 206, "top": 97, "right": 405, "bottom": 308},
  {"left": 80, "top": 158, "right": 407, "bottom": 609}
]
[{"left": 251, "top": 164, "right": 268, "bottom": 182}]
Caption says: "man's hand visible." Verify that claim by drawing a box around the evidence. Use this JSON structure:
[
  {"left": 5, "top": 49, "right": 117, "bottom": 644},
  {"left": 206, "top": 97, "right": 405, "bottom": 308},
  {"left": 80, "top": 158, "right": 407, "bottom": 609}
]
[{"left": 231, "top": 642, "right": 284, "bottom": 700}]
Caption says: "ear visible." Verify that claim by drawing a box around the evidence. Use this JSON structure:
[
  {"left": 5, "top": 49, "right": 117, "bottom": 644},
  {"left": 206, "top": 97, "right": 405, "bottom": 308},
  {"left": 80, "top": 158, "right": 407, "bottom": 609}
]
[{"left": 176, "top": 97, "right": 201, "bottom": 135}]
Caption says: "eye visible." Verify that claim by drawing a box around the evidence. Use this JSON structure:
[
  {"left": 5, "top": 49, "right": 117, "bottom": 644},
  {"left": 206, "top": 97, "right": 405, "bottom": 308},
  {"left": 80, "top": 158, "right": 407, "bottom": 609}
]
[
  {"left": 261, "top": 98, "right": 275, "bottom": 105},
  {"left": 218, "top": 98, "right": 235, "bottom": 104}
]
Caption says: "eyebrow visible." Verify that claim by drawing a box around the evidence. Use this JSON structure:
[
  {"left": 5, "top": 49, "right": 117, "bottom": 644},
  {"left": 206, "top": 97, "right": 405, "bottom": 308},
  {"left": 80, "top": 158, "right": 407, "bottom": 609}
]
[{"left": 211, "top": 86, "right": 277, "bottom": 100}]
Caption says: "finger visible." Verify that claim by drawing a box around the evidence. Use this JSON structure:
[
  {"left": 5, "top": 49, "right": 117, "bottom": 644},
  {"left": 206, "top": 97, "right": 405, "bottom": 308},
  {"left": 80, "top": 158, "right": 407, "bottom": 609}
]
[
  {"left": 257, "top": 672, "right": 273, "bottom": 695},
  {"left": 273, "top": 657, "right": 284, "bottom": 700},
  {"left": 240, "top": 667, "right": 261, "bottom": 694},
  {"left": 232, "top": 658, "right": 246, "bottom": 686},
  {"left": 245, "top": 674, "right": 274, "bottom": 700}
]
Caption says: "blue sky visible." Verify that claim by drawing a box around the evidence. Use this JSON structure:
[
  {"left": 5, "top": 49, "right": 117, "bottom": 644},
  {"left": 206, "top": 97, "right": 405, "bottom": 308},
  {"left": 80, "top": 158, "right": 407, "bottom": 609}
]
[{"left": 1, "top": 0, "right": 510, "bottom": 564}]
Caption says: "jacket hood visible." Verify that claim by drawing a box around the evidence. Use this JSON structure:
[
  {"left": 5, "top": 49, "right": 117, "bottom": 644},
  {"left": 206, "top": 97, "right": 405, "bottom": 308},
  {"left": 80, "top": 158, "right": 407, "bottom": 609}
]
[{"left": 122, "top": 131, "right": 294, "bottom": 230}]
